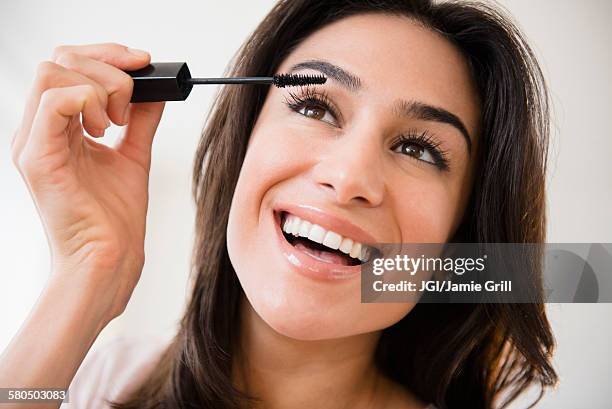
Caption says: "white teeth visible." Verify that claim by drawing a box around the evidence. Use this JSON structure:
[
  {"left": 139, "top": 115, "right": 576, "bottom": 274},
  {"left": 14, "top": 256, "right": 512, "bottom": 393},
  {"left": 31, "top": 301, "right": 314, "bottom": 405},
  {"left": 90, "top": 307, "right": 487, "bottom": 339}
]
[
  {"left": 307, "top": 224, "right": 326, "bottom": 244},
  {"left": 280, "top": 213, "right": 370, "bottom": 262},
  {"left": 339, "top": 238, "right": 353, "bottom": 254},
  {"left": 283, "top": 216, "right": 300, "bottom": 236},
  {"left": 298, "top": 220, "right": 312, "bottom": 237},
  {"left": 322, "top": 231, "right": 342, "bottom": 250},
  {"left": 290, "top": 216, "right": 301, "bottom": 235},
  {"left": 349, "top": 242, "right": 362, "bottom": 259},
  {"left": 283, "top": 217, "right": 293, "bottom": 233}
]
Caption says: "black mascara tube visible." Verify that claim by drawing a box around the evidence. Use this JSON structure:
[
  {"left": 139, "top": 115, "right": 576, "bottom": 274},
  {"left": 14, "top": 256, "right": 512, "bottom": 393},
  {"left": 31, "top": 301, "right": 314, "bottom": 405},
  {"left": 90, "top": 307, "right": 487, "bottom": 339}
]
[{"left": 125, "top": 62, "right": 327, "bottom": 103}]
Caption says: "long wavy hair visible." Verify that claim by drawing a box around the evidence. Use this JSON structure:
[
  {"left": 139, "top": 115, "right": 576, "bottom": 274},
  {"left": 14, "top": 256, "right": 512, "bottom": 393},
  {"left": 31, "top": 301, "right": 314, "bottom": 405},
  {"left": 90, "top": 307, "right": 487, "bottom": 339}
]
[{"left": 111, "top": 1, "right": 557, "bottom": 408}]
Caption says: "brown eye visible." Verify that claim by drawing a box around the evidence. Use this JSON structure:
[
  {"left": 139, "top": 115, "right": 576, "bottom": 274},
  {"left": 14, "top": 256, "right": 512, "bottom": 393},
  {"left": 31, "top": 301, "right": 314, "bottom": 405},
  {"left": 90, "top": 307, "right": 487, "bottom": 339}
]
[
  {"left": 301, "top": 105, "right": 326, "bottom": 120},
  {"left": 295, "top": 103, "right": 337, "bottom": 126},
  {"left": 393, "top": 141, "right": 435, "bottom": 164},
  {"left": 390, "top": 132, "right": 450, "bottom": 171},
  {"left": 284, "top": 90, "right": 340, "bottom": 126},
  {"left": 402, "top": 143, "right": 424, "bottom": 158}
]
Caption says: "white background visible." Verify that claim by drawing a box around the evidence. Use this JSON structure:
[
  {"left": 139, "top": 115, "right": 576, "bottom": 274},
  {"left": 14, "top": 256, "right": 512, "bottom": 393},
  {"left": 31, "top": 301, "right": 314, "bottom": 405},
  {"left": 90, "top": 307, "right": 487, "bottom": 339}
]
[{"left": 1, "top": 1, "right": 610, "bottom": 407}]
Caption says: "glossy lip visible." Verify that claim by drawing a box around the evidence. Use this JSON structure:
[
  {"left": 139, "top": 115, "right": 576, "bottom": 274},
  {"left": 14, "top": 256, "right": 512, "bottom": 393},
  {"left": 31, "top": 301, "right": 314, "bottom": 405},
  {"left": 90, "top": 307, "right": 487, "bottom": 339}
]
[{"left": 271, "top": 203, "right": 380, "bottom": 282}]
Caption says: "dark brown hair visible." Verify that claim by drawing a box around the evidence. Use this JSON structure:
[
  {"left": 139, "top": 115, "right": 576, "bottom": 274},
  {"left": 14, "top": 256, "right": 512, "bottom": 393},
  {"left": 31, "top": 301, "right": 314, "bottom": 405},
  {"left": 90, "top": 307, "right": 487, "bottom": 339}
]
[{"left": 111, "top": 1, "right": 557, "bottom": 408}]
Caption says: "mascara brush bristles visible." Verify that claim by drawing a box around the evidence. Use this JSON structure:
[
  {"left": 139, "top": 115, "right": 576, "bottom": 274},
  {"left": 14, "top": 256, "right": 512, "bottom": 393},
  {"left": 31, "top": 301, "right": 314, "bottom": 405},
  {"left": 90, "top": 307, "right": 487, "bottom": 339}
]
[
  {"left": 272, "top": 74, "right": 327, "bottom": 88},
  {"left": 185, "top": 74, "right": 326, "bottom": 88}
]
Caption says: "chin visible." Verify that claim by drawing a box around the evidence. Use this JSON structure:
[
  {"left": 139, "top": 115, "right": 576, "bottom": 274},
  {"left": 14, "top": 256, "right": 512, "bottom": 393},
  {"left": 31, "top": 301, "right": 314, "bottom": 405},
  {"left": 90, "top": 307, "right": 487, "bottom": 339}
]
[
  {"left": 238, "top": 278, "right": 350, "bottom": 340},
  {"left": 256, "top": 301, "right": 350, "bottom": 341}
]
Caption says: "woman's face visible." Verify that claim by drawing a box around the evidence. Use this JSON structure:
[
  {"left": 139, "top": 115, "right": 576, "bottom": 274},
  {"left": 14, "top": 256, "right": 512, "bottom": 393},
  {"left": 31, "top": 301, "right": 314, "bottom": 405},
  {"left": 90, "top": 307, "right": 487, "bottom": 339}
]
[{"left": 227, "top": 13, "right": 480, "bottom": 340}]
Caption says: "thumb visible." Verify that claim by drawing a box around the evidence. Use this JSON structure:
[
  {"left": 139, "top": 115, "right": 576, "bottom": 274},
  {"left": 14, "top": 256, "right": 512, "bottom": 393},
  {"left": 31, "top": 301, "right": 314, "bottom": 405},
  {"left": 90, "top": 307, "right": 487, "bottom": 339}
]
[{"left": 115, "top": 101, "right": 165, "bottom": 172}]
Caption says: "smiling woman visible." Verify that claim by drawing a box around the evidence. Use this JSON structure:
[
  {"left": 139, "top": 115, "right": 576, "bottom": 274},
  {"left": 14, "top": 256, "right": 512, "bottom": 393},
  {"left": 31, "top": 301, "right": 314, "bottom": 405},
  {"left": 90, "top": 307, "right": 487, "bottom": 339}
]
[
  {"left": 118, "top": 1, "right": 555, "bottom": 408},
  {"left": 2, "top": 0, "right": 557, "bottom": 408}
]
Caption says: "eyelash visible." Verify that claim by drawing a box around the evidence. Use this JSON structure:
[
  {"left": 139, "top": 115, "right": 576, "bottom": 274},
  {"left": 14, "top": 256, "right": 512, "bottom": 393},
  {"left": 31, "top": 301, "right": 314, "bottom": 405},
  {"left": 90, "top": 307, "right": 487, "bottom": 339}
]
[
  {"left": 282, "top": 87, "right": 450, "bottom": 171},
  {"left": 283, "top": 86, "right": 341, "bottom": 124},
  {"left": 390, "top": 131, "right": 450, "bottom": 171}
]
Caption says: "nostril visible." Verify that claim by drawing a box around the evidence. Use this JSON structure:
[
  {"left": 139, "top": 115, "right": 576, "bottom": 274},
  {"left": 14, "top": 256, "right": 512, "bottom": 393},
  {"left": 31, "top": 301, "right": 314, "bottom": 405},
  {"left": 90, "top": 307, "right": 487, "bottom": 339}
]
[{"left": 319, "top": 182, "right": 371, "bottom": 205}]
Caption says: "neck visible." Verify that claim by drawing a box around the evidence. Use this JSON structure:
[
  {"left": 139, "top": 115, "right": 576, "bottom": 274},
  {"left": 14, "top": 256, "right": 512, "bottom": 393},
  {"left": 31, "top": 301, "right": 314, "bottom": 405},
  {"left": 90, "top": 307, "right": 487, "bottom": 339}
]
[{"left": 233, "top": 295, "right": 387, "bottom": 409}]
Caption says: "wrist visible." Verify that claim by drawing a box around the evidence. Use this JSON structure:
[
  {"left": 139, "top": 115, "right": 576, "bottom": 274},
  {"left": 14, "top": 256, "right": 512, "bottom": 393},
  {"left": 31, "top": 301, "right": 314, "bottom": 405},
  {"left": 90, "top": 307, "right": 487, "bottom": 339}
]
[{"left": 46, "top": 266, "right": 120, "bottom": 331}]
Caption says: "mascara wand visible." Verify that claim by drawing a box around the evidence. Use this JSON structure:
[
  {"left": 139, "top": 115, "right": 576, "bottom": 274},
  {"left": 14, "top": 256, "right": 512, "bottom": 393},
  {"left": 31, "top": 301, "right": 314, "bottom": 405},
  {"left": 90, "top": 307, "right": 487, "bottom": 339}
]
[{"left": 125, "top": 62, "right": 326, "bottom": 102}]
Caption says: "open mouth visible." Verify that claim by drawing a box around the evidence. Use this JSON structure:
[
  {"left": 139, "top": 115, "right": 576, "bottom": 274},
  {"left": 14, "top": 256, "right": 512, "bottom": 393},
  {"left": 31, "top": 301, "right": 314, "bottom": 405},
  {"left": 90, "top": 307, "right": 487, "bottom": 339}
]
[{"left": 277, "top": 211, "right": 375, "bottom": 267}]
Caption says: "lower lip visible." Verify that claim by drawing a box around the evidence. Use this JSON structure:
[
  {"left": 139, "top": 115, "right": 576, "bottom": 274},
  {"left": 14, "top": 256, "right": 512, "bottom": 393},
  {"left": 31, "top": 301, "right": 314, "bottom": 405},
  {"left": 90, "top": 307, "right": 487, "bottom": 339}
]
[{"left": 273, "top": 211, "right": 362, "bottom": 282}]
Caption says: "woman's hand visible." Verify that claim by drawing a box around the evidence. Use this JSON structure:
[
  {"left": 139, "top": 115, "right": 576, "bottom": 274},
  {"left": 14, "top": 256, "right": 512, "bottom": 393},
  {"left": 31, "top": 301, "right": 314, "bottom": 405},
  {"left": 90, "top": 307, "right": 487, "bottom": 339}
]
[
  {"left": 10, "top": 43, "right": 165, "bottom": 324},
  {"left": 0, "top": 44, "right": 164, "bottom": 402}
]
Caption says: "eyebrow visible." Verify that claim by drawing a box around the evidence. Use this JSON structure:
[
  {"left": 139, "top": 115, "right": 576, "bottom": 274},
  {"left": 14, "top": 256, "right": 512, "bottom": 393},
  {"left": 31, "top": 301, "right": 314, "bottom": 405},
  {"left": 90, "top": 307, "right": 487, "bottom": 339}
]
[{"left": 289, "top": 59, "right": 472, "bottom": 153}]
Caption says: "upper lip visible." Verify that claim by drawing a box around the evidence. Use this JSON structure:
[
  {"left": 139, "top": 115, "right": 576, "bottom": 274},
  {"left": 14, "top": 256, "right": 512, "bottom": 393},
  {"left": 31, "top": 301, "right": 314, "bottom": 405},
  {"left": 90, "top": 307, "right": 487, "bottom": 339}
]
[{"left": 273, "top": 202, "right": 379, "bottom": 247}]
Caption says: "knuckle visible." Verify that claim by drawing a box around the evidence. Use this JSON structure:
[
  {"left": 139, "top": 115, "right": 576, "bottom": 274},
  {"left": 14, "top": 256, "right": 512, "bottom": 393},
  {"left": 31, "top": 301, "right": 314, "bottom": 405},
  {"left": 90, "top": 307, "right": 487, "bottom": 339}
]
[
  {"left": 51, "top": 45, "right": 70, "bottom": 61},
  {"left": 35, "top": 61, "right": 59, "bottom": 87},
  {"left": 96, "top": 83, "right": 110, "bottom": 106},
  {"left": 99, "top": 90, "right": 109, "bottom": 109},
  {"left": 82, "top": 84, "right": 98, "bottom": 101},
  {"left": 88, "top": 84, "right": 109, "bottom": 108},
  {"left": 70, "top": 85, "right": 98, "bottom": 109},
  {"left": 55, "top": 51, "right": 79, "bottom": 68},
  {"left": 39, "top": 87, "right": 60, "bottom": 108},
  {"left": 103, "top": 42, "right": 125, "bottom": 51},
  {"left": 115, "top": 72, "right": 133, "bottom": 96}
]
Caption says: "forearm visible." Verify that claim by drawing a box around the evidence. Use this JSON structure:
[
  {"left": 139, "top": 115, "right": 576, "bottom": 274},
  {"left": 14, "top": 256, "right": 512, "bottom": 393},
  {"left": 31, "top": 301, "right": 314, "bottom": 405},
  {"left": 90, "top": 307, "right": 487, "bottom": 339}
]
[{"left": 0, "top": 272, "right": 110, "bottom": 408}]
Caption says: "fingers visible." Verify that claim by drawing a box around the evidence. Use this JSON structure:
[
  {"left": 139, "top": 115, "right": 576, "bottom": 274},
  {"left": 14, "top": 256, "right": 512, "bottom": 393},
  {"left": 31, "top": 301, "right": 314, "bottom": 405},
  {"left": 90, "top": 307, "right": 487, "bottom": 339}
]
[
  {"left": 115, "top": 101, "right": 165, "bottom": 172},
  {"left": 51, "top": 43, "right": 150, "bottom": 126},
  {"left": 51, "top": 42, "right": 150, "bottom": 71},
  {"left": 12, "top": 62, "right": 109, "bottom": 161},
  {"left": 13, "top": 43, "right": 151, "bottom": 162},
  {"left": 54, "top": 52, "right": 135, "bottom": 126},
  {"left": 18, "top": 85, "right": 108, "bottom": 179}
]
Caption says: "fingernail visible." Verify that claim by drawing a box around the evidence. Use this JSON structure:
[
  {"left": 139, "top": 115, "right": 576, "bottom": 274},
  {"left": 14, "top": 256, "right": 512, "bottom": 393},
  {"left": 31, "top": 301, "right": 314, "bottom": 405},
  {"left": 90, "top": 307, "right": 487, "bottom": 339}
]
[{"left": 127, "top": 47, "right": 149, "bottom": 58}]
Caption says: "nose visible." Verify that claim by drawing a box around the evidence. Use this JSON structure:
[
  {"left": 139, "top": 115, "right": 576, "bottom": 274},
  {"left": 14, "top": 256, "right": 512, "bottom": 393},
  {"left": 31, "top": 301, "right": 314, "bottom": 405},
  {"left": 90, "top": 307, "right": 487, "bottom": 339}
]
[{"left": 311, "top": 127, "right": 385, "bottom": 207}]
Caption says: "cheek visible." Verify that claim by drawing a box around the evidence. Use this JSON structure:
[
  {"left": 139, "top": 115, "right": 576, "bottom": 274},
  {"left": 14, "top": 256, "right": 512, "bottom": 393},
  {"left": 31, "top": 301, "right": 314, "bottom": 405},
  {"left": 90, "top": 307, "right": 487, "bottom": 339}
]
[
  {"left": 391, "top": 178, "right": 459, "bottom": 242},
  {"left": 227, "top": 118, "right": 303, "bottom": 238},
  {"left": 228, "top": 118, "right": 323, "bottom": 242},
  {"left": 227, "top": 120, "right": 325, "bottom": 332},
  {"left": 226, "top": 134, "right": 278, "bottom": 279}
]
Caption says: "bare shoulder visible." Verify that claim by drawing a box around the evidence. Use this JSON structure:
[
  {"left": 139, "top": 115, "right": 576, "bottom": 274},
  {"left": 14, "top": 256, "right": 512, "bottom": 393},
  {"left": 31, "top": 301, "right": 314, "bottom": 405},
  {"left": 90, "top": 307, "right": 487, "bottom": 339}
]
[{"left": 60, "top": 334, "right": 171, "bottom": 408}]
